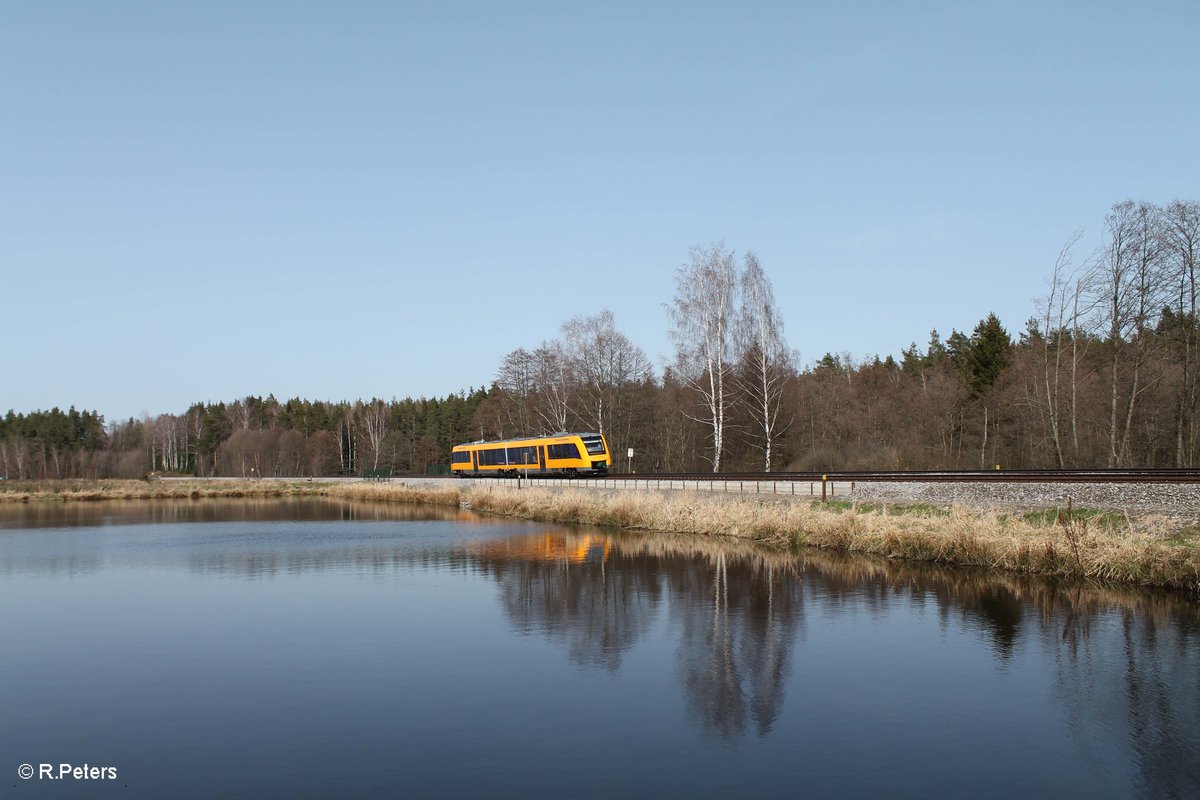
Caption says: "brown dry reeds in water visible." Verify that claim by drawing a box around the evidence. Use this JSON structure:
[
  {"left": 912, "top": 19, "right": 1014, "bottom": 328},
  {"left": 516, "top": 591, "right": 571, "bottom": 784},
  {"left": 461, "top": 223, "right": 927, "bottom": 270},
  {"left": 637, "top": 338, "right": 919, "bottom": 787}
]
[{"left": 322, "top": 482, "right": 464, "bottom": 507}]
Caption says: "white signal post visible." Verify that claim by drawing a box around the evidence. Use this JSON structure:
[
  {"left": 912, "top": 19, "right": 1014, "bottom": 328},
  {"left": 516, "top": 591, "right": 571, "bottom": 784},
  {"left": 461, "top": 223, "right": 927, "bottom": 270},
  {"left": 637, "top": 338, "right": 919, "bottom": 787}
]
[{"left": 627, "top": 448, "right": 634, "bottom": 473}]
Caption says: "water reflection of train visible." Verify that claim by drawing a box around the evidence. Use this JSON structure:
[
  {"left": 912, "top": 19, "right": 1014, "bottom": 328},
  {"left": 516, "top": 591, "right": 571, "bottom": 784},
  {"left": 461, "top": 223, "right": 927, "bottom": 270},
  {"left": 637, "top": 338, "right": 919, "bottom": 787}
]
[
  {"left": 460, "top": 532, "right": 612, "bottom": 565},
  {"left": 450, "top": 433, "right": 612, "bottom": 478}
]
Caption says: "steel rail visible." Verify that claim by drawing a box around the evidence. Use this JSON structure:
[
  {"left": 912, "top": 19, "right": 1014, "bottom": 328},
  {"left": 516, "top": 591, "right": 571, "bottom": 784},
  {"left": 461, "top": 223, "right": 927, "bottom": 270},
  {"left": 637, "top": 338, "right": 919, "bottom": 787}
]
[{"left": 595, "top": 469, "right": 1200, "bottom": 484}]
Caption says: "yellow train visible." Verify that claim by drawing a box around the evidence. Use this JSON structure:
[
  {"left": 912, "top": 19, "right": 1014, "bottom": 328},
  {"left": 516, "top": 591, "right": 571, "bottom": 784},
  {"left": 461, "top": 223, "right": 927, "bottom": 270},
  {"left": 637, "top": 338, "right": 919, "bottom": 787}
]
[{"left": 451, "top": 432, "right": 612, "bottom": 477}]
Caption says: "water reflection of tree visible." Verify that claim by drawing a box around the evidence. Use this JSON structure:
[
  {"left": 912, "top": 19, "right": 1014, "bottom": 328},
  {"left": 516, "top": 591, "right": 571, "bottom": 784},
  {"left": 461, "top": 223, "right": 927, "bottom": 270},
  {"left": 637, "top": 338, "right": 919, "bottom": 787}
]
[
  {"left": 806, "top": 557, "right": 1200, "bottom": 797},
  {"left": 461, "top": 534, "right": 662, "bottom": 670},
  {"left": 664, "top": 551, "right": 803, "bottom": 738},
  {"left": 0, "top": 497, "right": 477, "bottom": 530},
  {"left": 1041, "top": 588, "right": 1200, "bottom": 800},
  {"left": 796, "top": 554, "right": 1026, "bottom": 659},
  {"left": 460, "top": 532, "right": 806, "bottom": 735}
]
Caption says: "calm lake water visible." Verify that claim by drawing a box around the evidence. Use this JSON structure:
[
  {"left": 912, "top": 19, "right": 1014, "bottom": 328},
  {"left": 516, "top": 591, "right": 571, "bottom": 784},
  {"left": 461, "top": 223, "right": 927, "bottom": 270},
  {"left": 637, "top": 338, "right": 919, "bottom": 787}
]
[{"left": 2, "top": 498, "right": 1198, "bottom": 799}]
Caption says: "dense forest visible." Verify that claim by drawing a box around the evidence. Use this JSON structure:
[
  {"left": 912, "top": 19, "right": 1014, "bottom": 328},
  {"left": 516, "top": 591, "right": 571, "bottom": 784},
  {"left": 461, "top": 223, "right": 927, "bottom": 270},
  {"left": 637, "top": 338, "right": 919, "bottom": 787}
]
[{"left": 3, "top": 198, "right": 1197, "bottom": 479}]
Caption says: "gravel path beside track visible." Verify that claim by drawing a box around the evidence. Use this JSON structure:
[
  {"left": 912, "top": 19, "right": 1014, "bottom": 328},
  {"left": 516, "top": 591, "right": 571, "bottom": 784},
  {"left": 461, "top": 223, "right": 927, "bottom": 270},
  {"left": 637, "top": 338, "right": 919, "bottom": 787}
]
[{"left": 839, "top": 480, "right": 1200, "bottom": 516}]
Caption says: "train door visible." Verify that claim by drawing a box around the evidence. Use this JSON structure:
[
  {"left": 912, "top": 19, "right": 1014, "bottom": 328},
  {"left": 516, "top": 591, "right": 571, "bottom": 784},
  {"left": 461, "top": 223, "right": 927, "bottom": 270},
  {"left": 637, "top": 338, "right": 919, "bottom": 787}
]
[
  {"left": 538, "top": 446, "right": 546, "bottom": 472},
  {"left": 471, "top": 450, "right": 479, "bottom": 475}
]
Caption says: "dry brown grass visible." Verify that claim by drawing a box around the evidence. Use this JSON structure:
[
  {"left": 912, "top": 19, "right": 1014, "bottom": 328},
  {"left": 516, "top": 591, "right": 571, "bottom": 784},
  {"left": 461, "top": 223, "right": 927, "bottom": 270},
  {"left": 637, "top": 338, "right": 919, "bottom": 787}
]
[
  {"left": 0, "top": 479, "right": 322, "bottom": 503},
  {"left": 321, "top": 482, "right": 464, "bottom": 507}
]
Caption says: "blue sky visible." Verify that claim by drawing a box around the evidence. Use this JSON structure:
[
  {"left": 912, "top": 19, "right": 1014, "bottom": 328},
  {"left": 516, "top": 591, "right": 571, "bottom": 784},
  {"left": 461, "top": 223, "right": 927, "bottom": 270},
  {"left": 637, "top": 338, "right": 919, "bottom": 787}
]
[{"left": 3, "top": 0, "right": 1198, "bottom": 423}]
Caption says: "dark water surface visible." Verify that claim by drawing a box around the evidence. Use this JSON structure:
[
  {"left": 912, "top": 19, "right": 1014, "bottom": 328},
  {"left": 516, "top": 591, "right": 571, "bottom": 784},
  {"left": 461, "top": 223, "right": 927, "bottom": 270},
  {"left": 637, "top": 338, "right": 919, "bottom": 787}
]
[{"left": 2, "top": 499, "right": 1198, "bottom": 799}]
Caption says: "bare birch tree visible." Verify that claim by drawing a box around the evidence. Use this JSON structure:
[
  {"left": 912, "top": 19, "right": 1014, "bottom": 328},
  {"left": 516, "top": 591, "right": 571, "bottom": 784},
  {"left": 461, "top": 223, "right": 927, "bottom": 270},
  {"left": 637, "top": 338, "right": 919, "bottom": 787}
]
[
  {"left": 563, "top": 310, "right": 652, "bottom": 444},
  {"left": 338, "top": 405, "right": 356, "bottom": 474},
  {"left": 735, "top": 252, "right": 792, "bottom": 471},
  {"left": 1034, "top": 230, "right": 1084, "bottom": 467},
  {"left": 233, "top": 398, "right": 256, "bottom": 431},
  {"left": 531, "top": 340, "right": 572, "bottom": 433},
  {"left": 147, "top": 414, "right": 188, "bottom": 473},
  {"left": 1164, "top": 199, "right": 1200, "bottom": 464},
  {"left": 358, "top": 399, "right": 390, "bottom": 472},
  {"left": 496, "top": 347, "right": 536, "bottom": 435},
  {"left": 1090, "top": 201, "right": 1167, "bottom": 465},
  {"left": 669, "top": 242, "right": 738, "bottom": 472},
  {"left": 187, "top": 406, "right": 207, "bottom": 476}
]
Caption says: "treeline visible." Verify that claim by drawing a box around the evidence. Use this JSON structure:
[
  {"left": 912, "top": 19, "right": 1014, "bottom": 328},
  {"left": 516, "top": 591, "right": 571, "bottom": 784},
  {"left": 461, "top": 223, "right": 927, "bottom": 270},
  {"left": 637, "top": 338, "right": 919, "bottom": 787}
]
[
  {"left": 0, "top": 407, "right": 108, "bottom": 479},
  {"left": 2, "top": 197, "right": 1196, "bottom": 479},
  {"left": 0, "top": 395, "right": 487, "bottom": 480}
]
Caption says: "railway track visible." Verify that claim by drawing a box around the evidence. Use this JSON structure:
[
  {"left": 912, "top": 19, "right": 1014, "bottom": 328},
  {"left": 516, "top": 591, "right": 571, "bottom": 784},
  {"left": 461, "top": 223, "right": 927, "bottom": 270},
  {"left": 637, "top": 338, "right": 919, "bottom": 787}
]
[{"left": 598, "top": 469, "right": 1200, "bottom": 484}]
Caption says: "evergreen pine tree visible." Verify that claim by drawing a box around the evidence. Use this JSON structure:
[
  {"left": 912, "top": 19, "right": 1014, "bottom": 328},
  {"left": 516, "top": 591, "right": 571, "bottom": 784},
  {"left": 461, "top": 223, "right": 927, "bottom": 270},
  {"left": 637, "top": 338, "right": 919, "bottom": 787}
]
[{"left": 963, "top": 313, "right": 1013, "bottom": 397}]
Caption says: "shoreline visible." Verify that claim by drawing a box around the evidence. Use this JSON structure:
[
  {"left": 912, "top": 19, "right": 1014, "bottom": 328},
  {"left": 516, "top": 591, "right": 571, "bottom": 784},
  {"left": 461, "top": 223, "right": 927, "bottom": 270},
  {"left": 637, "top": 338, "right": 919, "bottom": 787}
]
[{"left": 2, "top": 479, "right": 1197, "bottom": 593}]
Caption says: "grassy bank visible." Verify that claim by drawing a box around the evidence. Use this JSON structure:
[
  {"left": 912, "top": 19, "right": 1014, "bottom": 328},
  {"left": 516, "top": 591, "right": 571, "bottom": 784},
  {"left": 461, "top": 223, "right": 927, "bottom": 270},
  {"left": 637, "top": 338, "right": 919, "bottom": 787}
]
[
  {"left": 3, "top": 479, "right": 1197, "bottom": 593},
  {"left": 326, "top": 483, "right": 1199, "bottom": 593}
]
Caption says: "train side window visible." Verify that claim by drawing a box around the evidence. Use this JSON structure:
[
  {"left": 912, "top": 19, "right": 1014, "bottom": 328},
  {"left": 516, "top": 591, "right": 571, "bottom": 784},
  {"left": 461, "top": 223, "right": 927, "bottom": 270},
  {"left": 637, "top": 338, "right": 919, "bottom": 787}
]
[{"left": 548, "top": 443, "right": 580, "bottom": 460}]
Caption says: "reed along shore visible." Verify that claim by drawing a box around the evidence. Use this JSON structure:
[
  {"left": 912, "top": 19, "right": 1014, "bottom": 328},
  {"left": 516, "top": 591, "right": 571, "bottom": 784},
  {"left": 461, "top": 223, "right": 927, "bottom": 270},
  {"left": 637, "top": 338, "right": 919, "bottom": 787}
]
[
  {"left": 3, "top": 479, "right": 1197, "bottom": 593},
  {"left": 0, "top": 479, "right": 324, "bottom": 503}
]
